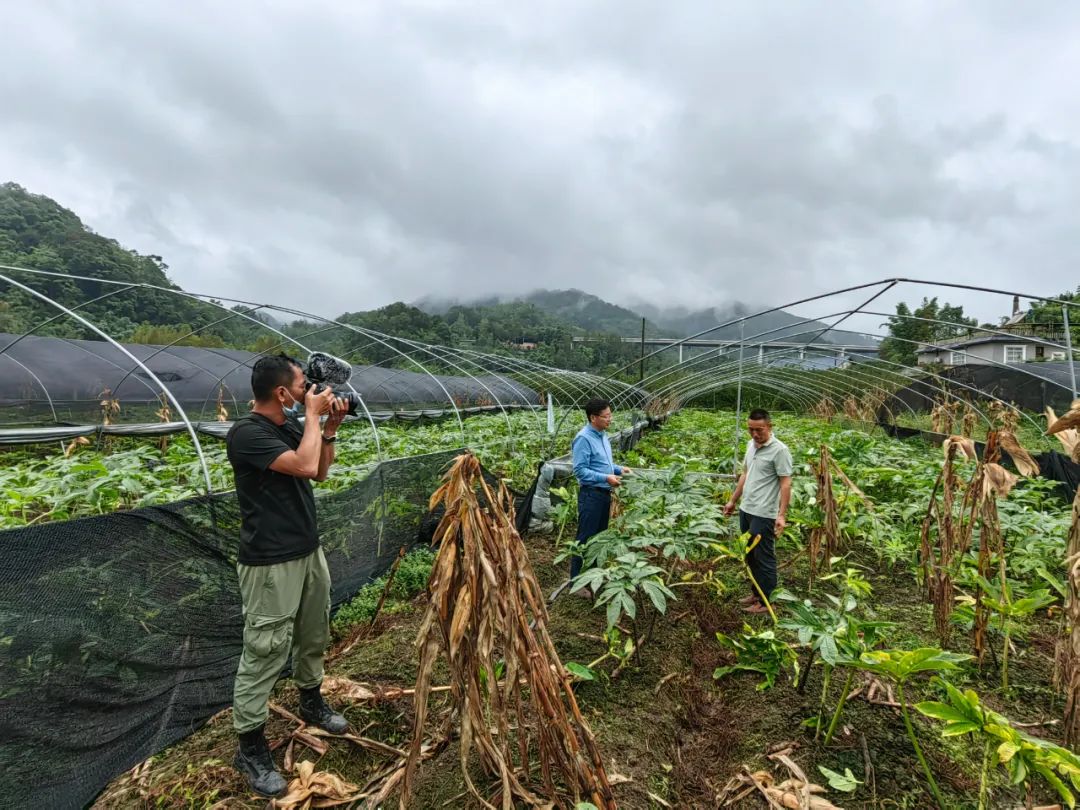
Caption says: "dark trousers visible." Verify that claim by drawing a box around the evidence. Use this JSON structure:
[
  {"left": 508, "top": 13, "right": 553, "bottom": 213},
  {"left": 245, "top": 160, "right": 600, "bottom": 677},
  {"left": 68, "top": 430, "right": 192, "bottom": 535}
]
[
  {"left": 571, "top": 486, "right": 611, "bottom": 579},
  {"left": 739, "top": 509, "right": 777, "bottom": 600}
]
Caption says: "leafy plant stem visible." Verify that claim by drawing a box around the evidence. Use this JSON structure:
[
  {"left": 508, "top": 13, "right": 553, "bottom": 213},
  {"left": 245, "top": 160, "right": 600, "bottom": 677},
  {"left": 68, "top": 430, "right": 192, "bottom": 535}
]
[
  {"left": 797, "top": 648, "right": 817, "bottom": 693},
  {"left": 999, "top": 555, "right": 1012, "bottom": 692},
  {"left": 897, "top": 682, "right": 946, "bottom": 809},
  {"left": 823, "top": 668, "right": 854, "bottom": 746},
  {"left": 815, "top": 665, "right": 833, "bottom": 741},
  {"left": 978, "top": 736, "right": 991, "bottom": 810},
  {"left": 1002, "top": 624, "right": 1011, "bottom": 693}
]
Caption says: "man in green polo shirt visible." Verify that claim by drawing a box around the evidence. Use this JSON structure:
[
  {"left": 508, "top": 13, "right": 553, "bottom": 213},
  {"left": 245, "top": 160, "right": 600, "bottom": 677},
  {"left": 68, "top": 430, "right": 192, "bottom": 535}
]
[{"left": 723, "top": 408, "right": 793, "bottom": 614}]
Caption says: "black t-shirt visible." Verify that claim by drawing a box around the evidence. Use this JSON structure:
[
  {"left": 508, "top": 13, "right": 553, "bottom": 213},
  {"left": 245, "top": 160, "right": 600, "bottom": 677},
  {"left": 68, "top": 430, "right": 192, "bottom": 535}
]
[{"left": 226, "top": 412, "right": 319, "bottom": 566}]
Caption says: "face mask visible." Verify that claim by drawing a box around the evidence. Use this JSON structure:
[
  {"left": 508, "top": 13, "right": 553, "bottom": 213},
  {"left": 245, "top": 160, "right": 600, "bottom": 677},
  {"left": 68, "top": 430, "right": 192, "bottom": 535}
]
[{"left": 281, "top": 390, "right": 301, "bottom": 417}]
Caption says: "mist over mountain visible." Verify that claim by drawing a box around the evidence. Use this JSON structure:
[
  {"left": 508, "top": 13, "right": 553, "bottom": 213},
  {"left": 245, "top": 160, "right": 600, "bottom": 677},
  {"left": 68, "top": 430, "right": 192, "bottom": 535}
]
[{"left": 416, "top": 289, "right": 878, "bottom": 346}]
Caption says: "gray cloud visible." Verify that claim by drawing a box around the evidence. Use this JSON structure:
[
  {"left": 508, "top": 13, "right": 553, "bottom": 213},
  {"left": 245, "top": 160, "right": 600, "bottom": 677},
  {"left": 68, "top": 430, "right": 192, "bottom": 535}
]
[{"left": 2, "top": 1, "right": 1079, "bottom": 324}]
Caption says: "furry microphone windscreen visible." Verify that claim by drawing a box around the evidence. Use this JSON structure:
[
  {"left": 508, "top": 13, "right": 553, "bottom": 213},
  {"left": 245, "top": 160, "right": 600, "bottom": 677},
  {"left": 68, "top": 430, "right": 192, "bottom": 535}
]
[{"left": 306, "top": 352, "right": 353, "bottom": 385}]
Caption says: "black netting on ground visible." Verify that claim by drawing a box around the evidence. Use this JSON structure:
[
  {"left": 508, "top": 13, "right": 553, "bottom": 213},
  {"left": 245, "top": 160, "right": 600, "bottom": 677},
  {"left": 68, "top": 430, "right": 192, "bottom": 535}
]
[
  {"left": 887, "top": 363, "right": 1079, "bottom": 415},
  {"left": 0, "top": 448, "right": 528, "bottom": 809},
  {"left": 0, "top": 333, "right": 538, "bottom": 424}
]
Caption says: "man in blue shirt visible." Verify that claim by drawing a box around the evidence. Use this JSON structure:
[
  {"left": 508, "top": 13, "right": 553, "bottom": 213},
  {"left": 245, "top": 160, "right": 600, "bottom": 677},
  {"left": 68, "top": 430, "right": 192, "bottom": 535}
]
[{"left": 569, "top": 398, "right": 632, "bottom": 596}]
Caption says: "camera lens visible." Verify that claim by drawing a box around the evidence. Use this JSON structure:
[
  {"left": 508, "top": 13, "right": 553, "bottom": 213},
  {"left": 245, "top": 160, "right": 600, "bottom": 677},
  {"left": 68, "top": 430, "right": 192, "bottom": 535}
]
[{"left": 344, "top": 392, "right": 360, "bottom": 416}]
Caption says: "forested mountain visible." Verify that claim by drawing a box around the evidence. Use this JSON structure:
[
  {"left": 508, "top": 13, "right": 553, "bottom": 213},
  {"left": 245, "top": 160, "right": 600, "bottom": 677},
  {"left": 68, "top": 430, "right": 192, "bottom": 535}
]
[
  {"left": 414, "top": 290, "right": 667, "bottom": 337},
  {"left": 516, "top": 290, "right": 668, "bottom": 337},
  {"left": 0, "top": 183, "right": 270, "bottom": 347},
  {"left": 419, "top": 288, "right": 878, "bottom": 346}
]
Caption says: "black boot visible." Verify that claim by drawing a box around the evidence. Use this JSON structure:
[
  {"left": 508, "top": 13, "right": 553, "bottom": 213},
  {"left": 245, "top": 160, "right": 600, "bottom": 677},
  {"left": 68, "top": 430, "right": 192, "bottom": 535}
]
[
  {"left": 234, "top": 725, "right": 287, "bottom": 798},
  {"left": 298, "top": 684, "right": 349, "bottom": 734}
]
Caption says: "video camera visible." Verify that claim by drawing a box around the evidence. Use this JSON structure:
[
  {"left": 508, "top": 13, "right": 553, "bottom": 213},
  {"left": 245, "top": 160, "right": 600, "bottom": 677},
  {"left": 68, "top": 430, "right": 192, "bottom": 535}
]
[{"left": 304, "top": 352, "right": 363, "bottom": 417}]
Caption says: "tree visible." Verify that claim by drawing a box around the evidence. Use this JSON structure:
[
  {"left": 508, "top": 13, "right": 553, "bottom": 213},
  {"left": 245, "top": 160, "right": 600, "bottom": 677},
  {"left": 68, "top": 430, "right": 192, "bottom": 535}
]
[
  {"left": 879, "top": 297, "right": 977, "bottom": 367},
  {"left": 129, "top": 323, "right": 226, "bottom": 348},
  {"left": 1027, "top": 286, "right": 1080, "bottom": 357}
]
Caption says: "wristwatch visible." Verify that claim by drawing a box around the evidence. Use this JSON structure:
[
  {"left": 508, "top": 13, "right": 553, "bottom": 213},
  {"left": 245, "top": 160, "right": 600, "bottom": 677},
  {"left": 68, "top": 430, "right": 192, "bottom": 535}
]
[{"left": 321, "top": 433, "right": 337, "bottom": 444}]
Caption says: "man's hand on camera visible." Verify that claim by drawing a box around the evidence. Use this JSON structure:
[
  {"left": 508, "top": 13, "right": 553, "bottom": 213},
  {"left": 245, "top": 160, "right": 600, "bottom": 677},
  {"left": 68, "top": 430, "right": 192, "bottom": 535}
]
[
  {"left": 324, "top": 397, "right": 348, "bottom": 436},
  {"left": 304, "top": 385, "right": 336, "bottom": 417}
]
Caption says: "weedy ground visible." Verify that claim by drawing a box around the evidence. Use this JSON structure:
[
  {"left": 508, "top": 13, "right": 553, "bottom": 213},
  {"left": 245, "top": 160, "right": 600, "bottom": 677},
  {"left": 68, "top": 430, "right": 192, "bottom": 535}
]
[
  {"left": 92, "top": 409, "right": 1074, "bottom": 808},
  {"left": 94, "top": 533, "right": 1063, "bottom": 809}
]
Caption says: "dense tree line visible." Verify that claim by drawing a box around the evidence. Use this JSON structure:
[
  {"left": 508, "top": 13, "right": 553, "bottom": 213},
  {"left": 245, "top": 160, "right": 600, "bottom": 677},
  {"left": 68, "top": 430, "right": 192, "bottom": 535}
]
[{"left": 0, "top": 183, "right": 271, "bottom": 347}]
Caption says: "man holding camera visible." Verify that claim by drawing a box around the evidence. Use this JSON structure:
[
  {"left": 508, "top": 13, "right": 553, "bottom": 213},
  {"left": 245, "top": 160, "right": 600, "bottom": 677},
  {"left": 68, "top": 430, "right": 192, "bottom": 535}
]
[{"left": 225, "top": 354, "right": 350, "bottom": 797}]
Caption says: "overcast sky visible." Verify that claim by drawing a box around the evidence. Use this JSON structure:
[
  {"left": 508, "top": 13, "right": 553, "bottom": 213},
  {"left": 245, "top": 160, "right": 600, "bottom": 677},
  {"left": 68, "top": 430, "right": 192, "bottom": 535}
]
[{"left": 2, "top": 1, "right": 1079, "bottom": 329}]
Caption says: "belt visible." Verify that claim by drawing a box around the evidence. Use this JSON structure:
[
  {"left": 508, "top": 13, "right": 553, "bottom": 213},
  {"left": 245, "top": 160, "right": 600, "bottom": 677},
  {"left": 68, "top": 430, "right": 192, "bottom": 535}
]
[{"left": 580, "top": 484, "right": 611, "bottom": 492}]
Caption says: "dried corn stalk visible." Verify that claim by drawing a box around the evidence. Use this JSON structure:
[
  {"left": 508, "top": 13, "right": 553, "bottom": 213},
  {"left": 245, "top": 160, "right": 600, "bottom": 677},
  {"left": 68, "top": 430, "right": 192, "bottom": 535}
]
[
  {"left": 930, "top": 399, "right": 952, "bottom": 435},
  {"left": 920, "top": 441, "right": 978, "bottom": 645},
  {"left": 99, "top": 388, "right": 120, "bottom": 426},
  {"left": 944, "top": 434, "right": 1018, "bottom": 667},
  {"left": 859, "top": 390, "right": 886, "bottom": 423},
  {"left": 216, "top": 385, "right": 229, "bottom": 422},
  {"left": 943, "top": 435, "right": 977, "bottom": 461},
  {"left": 155, "top": 393, "right": 172, "bottom": 452},
  {"left": 63, "top": 436, "right": 90, "bottom": 457},
  {"left": 401, "top": 453, "right": 614, "bottom": 810},
  {"left": 646, "top": 395, "right": 677, "bottom": 418},
  {"left": 1060, "top": 483, "right": 1080, "bottom": 746},
  {"left": 961, "top": 404, "right": 978, "bottom": 438},
  {"left": 1047, "top": 402, "right": 1080, "bottom": 463},
  {"left": 809, "top": 446, "right": 840, "bottom": 588},
  {"left": 971, "top": 464, "right": 994, "bottom": 666},
  {"left": 808, "top": 448, "right": 873, "bottom": 589},
  {"left": 988, "top": 399, "right": 1021, "bottom": 433},
  {"left": 998, "top": 430, "right": 1040, "bottom": 478},
  {"left": 970, "top": 439, "right": 1010, "bottom": 665},
  {"left": 811, "top": 397, "right": 836, "bottom": 420}
]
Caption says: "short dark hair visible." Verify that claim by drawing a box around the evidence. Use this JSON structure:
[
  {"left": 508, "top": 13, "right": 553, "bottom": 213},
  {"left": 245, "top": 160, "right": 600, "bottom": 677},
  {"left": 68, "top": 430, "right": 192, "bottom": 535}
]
[
  {"left": 748, "top": 408, "right": 771, "bottom": 423},
  {"left": 584, "top": 398, "right": 612, "bottom": 419},
  {"left": 251, "top": 354, "right": 302, "bottom": 401}
]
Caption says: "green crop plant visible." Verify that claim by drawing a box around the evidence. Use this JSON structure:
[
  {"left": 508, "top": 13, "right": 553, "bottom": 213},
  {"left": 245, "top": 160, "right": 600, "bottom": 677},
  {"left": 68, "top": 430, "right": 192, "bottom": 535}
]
[
  {"left": 848, "top": 648, "right": 972, "bottom": 808},
  {"left": 917, "top": 679, "right": 1080, "bottom": 808},
  {"left": 713, "top": 624, "right": 800, "bottom": 691}
]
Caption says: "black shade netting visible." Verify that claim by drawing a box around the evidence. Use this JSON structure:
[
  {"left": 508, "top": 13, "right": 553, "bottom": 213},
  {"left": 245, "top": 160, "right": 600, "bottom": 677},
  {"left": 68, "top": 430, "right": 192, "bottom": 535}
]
[
  {"left": 886, "top": 363, "right": 1079, "bottom": 416},
  {"left": 877, "top": 422, "right": 1080, "bottom": 502},
  {"left": 0, "top": 448, "right": 531, "bottom": 809},
  {"left": 0, "top": 333, "right": 538, "bottom": 424}
]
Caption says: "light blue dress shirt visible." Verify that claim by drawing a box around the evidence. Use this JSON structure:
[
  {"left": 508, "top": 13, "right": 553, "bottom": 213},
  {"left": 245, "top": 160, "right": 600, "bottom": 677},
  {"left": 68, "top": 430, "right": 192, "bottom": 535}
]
[{"left": 572, "top": 424, "right": 623, "bottom": 489}]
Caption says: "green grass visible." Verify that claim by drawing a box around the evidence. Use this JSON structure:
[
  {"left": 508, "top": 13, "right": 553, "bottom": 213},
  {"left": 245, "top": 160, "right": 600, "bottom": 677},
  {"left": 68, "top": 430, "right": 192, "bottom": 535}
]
[{"left": 331, "top": 548, "right": 436, "bottom": 635}]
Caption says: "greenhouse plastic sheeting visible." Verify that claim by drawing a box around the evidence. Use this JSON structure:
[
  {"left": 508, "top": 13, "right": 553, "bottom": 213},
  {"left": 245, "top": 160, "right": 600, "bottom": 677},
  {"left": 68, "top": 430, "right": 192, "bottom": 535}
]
[
  {"left": 0, "top": 333, "right": 539, "bottom": 421},
  {"left": 0, "top": 449, "right": 528, "bottom": 809}
]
